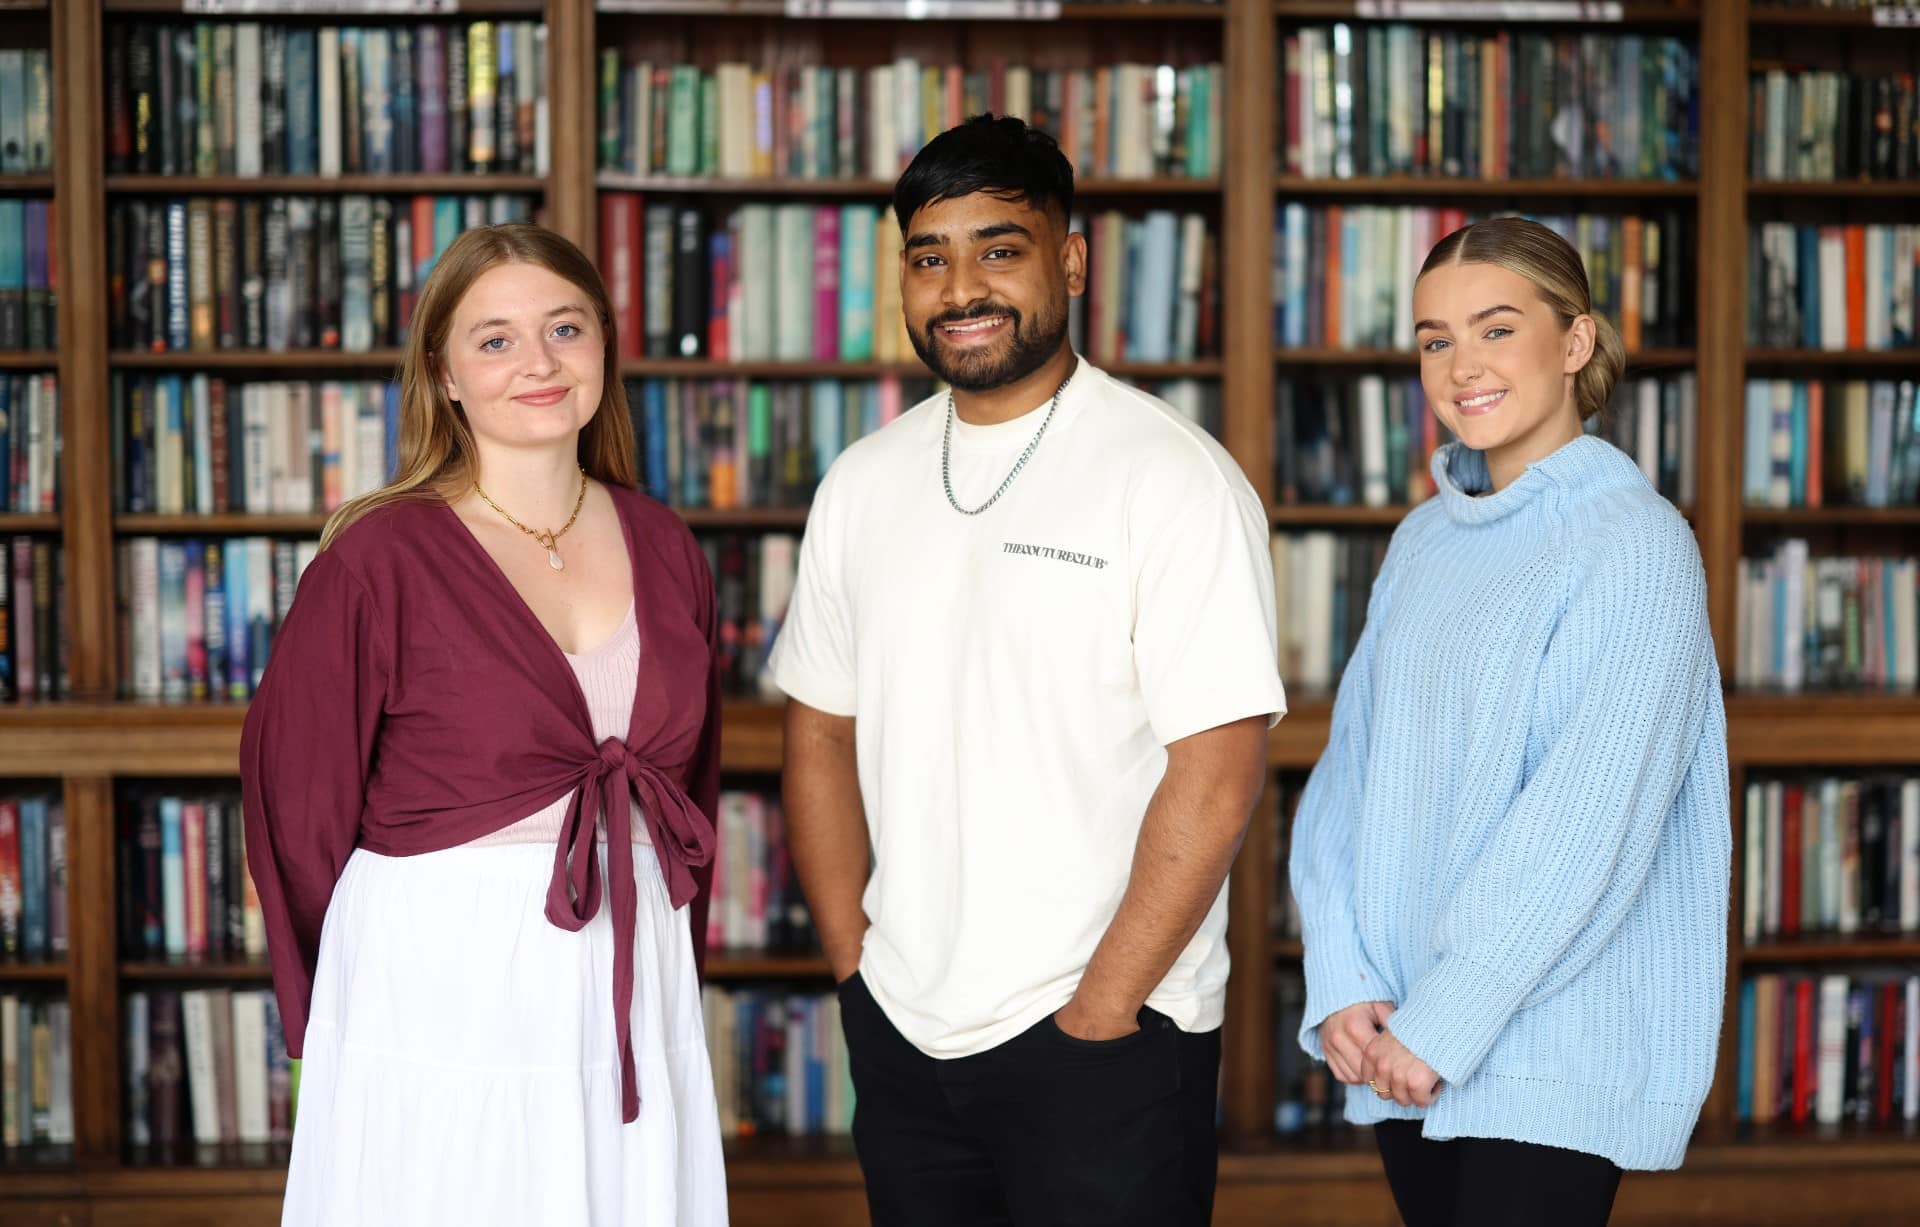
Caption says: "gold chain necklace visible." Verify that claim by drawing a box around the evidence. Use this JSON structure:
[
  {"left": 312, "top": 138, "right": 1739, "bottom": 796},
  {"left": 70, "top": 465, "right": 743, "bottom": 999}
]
[{"left": 472, "top": 466, "right": 589, "bottom": 572}]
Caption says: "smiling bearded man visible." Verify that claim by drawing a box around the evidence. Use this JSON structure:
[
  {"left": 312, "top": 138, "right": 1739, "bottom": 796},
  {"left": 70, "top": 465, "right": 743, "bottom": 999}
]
[{"left": 768, "top": 114, "right": 1289, "bottom": 1227}]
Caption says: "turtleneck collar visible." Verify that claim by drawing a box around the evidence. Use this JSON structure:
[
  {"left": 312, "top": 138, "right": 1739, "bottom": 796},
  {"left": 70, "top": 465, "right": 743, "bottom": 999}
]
[{"left": 1431, "top": 434, "right": 1642, "bottom": 526}]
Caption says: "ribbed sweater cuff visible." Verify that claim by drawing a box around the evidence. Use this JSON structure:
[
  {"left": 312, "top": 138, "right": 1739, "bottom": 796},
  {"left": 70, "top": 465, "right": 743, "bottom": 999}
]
[
  {"left": 1299, "top": 930, "right": 1387, "bottom": 1061},
  {"left": 1385, "top": 955, "right": 1528, "bottom": 1087}
]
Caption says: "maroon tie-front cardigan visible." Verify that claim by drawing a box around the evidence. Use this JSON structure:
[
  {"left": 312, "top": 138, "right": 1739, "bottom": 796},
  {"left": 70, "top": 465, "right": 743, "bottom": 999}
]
[{"left": 239, "top": 482, "right": 721, "bottom": 1124}]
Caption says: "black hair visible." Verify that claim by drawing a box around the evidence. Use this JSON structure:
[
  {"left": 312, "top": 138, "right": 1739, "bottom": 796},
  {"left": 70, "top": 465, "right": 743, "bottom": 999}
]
[{"left": 892, "top": 113, "right": 1075, "bottom": 234}]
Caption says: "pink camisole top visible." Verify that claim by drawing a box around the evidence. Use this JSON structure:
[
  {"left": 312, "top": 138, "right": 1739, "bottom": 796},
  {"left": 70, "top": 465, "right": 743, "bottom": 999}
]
[{"left": 465, "top": 601, "right": 653, "bottom": 848}]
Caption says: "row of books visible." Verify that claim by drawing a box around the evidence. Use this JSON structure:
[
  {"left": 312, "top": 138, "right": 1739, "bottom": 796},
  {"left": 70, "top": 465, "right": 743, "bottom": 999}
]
[
  {"left": 113, "top": 376, "right": 399, "bottom": 519},
  {"left": 1276, "top": 375, "right": 1441, "bottom": 509},
  {"left": 600, "top": 196, "right": 911, "bottom": 363},
  {"left": 604, "top": 196, "right": 1220, "bottom": 367},
  {"left": 1, "top": 994, "right": 73, "bottom": 1150},
  {"left": 1272, "top": 206, "right": 1694, "bottom": 352},
  {"left": 108, "top": 21, "right": 548, "bottom": 179},
  {"left": 1, "top": 374, "right": 58, "bottom": 516},
  {"left": 1735, "top": 545, "right": 1919, "bottom": 693},
  {"left": 108, "top": 194, "right": 536, "bottom": 356},
  {"left": 597, "top": 57, "right": 1222, "bottom": 182},
  {"left": 1070, "top": 211, "right": 1218, "bottom": 367},
  {"left": 1279, "top": 28, "right": 1698, "bottom": 181},
  {"left": 1275, "top": 372, "right": 1697, "bottom": 510},
  {"left": 632, "top": 373, "right": 1210, "bottom": 514},
  {"left": 702, "top": 986, "right": 852, "bottom": 1139},
  {"left": 1750, "top": 70, "right": 1920, "bottom": 183},
  {"left": 116, "top": 791, "right": 265, "bottom": 964},
  {"left": 117, "top": 537, "right": 312, "bottom": 704},
  {"left": 0, "top": 50, "right": 54, "bottom": 175},
  {"left": 704, "top": 534, "right": 794, "bottom": 703},
  {"left": 628, "top": 377, "right": 919, "bottom": 512},
  {"left": 1742, "top": 774, "right": 1920, "bottom": 944},
  {"left": 1271, "top": 532, "right": 1388, "bottom": 696},
  {"left": 1747, "top": 222, "right": 1920, "bottom": 352},
  {"left": 1737, "top": 973, "right": 1920, "bottom": 1127},
  {"left": 707, "top": 791, "right": 814, "bottom": 956},
  {"left": 1741, "top": 380, "right": 1920, "bottom": 509},
  {"left": 124, "top": 988, "right": 293, "bottom": 1150},
  {"left": 0, "top": 199, "right": 57, "bottom": 352},
  {"left": 0, "top": 794, "right": 66, "bottom": 962},
  {"left": 2, "top": 538, "right": 64, "bottom": 704}
]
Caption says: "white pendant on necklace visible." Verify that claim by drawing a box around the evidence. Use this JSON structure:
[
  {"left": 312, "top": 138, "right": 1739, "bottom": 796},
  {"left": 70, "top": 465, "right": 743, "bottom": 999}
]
[{"left": 547, "top": 548, "right": 565, "bottom": 571}]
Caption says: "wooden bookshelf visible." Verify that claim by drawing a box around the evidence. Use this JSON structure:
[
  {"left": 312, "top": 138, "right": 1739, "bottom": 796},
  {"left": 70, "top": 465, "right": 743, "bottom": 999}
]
[
  {"left": 1275, "top": 0, "right": 1702, "bottom": 21},
  {"left": 1268, "top": 503, "right": 1410, "bottom": 526},
  {"left": 599, "top": 174, "right": 1222, "bottom": 197},
  {"left": 1745, "top": 349, "right": 1920, "bottom": 368},
  {"left": 0, "top": 353, "right": 58, "bottom": 369},
  {"left": 105, "top": 174, "right": 549, "bottom": 195},
  {"left": 1275, "top": 347, "right": 1698, "bottom": 367},
  {"left": 4, "top": 0, "right": 1919, "bottom": 1223},
  {"left": 0, "top": 962, "right": 70, "bottom": 984},
  {"left": 1276, "top": 175, "right": 1700, "bottom": 198},
  {"left": 1741, "top": 507, "right": 1920, "bottom": 527},
  {"left": 1747, "top": 181, "right": 1920, "bottom": 198}
]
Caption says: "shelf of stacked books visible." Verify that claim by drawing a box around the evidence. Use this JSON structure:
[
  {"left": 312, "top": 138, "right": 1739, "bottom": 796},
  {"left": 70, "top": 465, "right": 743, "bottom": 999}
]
[
  {"left": 1279, "top": 0, "right": 1701, "bottom": 22},
  {"left": 0, "top": 785, "right": 74, "bottom": 1170},
  {"left": 104, "top": 0, "right": 549, "bottom": 13},
  {"left": 1, "top": 21, "right": 61, "bottom": 715},
  {"left": 1725, "top": 768, "right": 1920, "bottom": 1148}
]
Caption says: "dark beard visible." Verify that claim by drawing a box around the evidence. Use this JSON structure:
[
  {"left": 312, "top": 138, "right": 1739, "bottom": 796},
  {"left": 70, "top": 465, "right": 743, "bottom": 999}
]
[{"left": 909, "top": 299, "right": 1070, "bottom": 393}]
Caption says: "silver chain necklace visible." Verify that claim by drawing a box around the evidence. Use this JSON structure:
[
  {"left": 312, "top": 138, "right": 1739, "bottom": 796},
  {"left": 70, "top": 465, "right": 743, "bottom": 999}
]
[{"left": 941, "top": 365, "right": 1075, "bottom": 516}]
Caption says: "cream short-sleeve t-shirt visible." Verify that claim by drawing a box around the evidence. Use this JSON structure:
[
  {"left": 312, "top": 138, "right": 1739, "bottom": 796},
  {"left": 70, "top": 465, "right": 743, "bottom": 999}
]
[{"left": 769, "top": 360, "right": 1288, "bottom": 1058}]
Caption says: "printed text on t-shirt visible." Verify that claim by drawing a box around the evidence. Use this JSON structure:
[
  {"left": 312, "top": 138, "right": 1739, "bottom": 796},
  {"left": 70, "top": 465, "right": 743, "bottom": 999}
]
[{"left": 1001, "top": 542, "right": 1110, "bottom": 569}]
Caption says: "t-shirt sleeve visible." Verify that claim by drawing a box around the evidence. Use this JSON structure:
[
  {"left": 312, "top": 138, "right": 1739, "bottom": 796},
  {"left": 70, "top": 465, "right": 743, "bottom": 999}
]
[
  {"left": 1132, "top": 485, "right": 1288, "bottom": 746},
  {"left": 239, "top": 550, "right": 389, "bottom": 1060},
  {"left": 767, "top": 466, "right": 858, "bottom": 717}
]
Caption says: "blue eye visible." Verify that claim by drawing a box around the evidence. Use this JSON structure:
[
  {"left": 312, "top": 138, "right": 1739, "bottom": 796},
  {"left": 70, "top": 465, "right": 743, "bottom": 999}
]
[
  {"left": 1422, "top": 338, "right": 1451, "bottom": 354},
  {"left": 480, "top": 337, "right": 509, "bottom": 352},
  {"left": 553, "top": 323, "right": 582, "bottom": 339},
  {"left": 1485, "top": 326, "right": 1513, "bottom": 341}
]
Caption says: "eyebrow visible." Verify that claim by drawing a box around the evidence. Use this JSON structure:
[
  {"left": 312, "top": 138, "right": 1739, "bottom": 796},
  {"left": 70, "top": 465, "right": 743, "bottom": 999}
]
[
  {"left": 466, "top": 304, "right": 589, "bottom": 335},
  {"left": 903, "top": 221, "right": 1037, "bottom": 252},
  {"left": 1413, "top": 304, "right": 1523, "bottom": 333}
]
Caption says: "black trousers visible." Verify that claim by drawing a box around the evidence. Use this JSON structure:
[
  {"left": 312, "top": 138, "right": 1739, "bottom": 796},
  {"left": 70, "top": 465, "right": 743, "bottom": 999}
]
[
  {"left": 837, "top": 971, "right": 1221, "bottom": 1227},
  {"left": 1374, "top": 1119, "right": 1624, "bottom": 1227}
]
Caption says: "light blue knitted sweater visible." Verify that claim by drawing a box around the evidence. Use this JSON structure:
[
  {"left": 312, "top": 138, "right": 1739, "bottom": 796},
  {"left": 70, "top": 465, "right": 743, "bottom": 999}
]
[{"left": 1291, "top": 434, "right": 1730, "bottom": 1171}]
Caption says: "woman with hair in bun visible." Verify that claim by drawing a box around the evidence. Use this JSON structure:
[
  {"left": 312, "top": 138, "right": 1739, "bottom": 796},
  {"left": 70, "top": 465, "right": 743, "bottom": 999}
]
[{"left": 1290, "top": 216, "right": 1729, "bottom": 1227}]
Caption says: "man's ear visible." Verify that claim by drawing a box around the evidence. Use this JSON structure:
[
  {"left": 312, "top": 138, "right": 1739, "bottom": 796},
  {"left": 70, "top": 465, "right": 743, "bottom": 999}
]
[{"left": 1062, "top": 231, "right": 1089, "bottom": 298}]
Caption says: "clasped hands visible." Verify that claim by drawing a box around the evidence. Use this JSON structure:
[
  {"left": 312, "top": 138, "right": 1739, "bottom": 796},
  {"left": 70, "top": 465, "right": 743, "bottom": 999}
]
[{"left": 1322, "top": 1000, "right": 1442, "bottom": 1108}]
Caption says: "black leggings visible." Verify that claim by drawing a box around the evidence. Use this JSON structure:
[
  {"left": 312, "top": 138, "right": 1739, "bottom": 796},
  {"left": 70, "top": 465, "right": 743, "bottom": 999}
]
[{"left": 1374, "top": 1119, "right": 1624, "bottom": 1227}]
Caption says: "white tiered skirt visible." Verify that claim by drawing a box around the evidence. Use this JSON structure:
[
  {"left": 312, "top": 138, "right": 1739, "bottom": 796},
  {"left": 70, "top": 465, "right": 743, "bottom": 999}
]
[{"left": 281, "top": 841, "right": 729, "bottom": 1226}]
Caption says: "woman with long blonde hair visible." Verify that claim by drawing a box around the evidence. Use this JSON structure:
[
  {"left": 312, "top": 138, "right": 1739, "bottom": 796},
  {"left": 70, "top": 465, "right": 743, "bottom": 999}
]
[
  {"left": 1291, "top": 217, "right": 1728, "bottom": 1226},
  {"left": 242, "top": 223, "right": 728, "bottom": 1225}
]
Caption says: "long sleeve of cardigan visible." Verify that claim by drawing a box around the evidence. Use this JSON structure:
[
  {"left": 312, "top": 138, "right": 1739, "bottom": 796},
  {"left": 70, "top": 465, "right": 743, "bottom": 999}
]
[
  {"left": 1291, "top": 548, "right": 1395, "bottom": 1061},
  {"left": 240, "top": 552, "right": 390, "bottom": 1059},
  {"left": 1384, "top": 515, "right": 1720, "bottom": 1089},
  {"left": 682, "top": 533, "right": 722, "bottom": 980}
]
